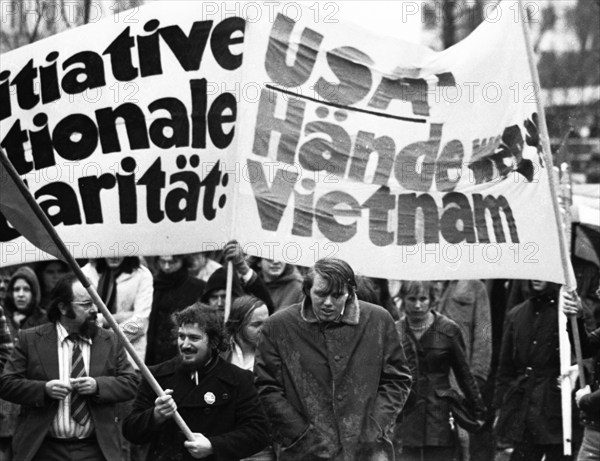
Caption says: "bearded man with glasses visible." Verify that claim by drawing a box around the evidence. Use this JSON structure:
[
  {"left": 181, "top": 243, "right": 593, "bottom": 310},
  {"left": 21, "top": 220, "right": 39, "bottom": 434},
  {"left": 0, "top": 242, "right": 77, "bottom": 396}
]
[{"left": 0, "top": 273, "right": 137, "bottom": 461}]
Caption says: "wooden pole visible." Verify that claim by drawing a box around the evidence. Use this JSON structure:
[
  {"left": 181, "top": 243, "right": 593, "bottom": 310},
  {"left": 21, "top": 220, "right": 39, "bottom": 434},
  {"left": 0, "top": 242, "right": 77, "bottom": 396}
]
[
  {"left": 0, "top": 148, "right": 195, "bottom": 442},
  {"left": 225, "top": 261, "right": 233, "bottom": 323}
]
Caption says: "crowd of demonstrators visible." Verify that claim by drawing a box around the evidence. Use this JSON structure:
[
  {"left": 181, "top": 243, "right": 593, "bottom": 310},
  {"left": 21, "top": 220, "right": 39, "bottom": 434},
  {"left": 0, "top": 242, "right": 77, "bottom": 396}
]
[
  {"left": 1, "top": 243, "right": 600, "bottom": 461},
  {"left": 395, "top": 281, "right": 485, "bottom": 461},
  {"left": 145, "top": 255, "right": 205, "bottom": 366}
]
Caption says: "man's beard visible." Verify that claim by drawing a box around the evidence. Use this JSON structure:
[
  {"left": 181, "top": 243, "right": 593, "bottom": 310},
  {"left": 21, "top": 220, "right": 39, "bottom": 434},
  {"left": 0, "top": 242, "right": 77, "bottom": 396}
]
[
  {"left": 79, "top": 315, "right": 99, "bottom": 338},
  {"left": 179, "top": 349, "right": 213, "bottom": 372}
]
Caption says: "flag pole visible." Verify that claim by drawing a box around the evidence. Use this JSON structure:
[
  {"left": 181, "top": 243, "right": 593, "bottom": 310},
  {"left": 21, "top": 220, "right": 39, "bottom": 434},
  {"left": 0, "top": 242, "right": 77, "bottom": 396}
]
[
  {"left": 517, "top": 0, "right": 584, "bottom": 383},
  {"left": 517, "top": 0, "right": 580, "bottom": 455},
  {"left": 225, "top": 261, "right": 233, "bottom": 323},
  {"left": 0, "top": 148, "right": 195, "bottom": 442}
]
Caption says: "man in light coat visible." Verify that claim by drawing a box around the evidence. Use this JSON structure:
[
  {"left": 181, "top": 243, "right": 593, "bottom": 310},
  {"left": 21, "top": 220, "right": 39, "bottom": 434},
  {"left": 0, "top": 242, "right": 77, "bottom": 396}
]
[{"left": 255, "top": 258, "right": 412, "bottom": 461}]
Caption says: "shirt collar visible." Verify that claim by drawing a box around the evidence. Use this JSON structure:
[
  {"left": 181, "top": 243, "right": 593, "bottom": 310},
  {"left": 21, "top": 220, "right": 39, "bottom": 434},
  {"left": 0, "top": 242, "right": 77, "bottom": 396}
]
[{"left": 56, "top": 322, "right": 92, "bottom": 345}]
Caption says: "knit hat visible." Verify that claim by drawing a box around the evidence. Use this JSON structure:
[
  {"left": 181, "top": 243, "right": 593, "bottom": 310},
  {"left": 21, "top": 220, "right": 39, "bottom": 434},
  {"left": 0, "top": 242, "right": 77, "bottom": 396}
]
[{"left": 201, "top": 267, "right": 244, "bottom": 303}]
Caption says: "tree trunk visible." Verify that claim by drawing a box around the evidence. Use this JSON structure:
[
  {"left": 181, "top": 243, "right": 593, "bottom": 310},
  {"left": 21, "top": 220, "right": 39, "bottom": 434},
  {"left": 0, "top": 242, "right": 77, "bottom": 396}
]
[{"left": 443, "top": 0, "right": 457, "bottom": 49}]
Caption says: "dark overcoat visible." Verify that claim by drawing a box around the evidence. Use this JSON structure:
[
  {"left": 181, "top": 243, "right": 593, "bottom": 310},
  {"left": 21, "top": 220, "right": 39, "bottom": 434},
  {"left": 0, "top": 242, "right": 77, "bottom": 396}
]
[
  {"left": 123, "top": 356, "right": 269, "bottom": 461},
  {"left": 494, "top": 292, "right": 563, "bottom": 444},
  {"left": 570, "top": 318, "right": 600, "bottom": 431}
]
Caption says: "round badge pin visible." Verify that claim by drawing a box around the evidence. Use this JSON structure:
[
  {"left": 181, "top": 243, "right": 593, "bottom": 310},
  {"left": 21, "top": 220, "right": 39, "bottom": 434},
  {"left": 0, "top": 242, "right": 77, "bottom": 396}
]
[{"left": 204, "top": 392, "right": 216, "bottom": 405}]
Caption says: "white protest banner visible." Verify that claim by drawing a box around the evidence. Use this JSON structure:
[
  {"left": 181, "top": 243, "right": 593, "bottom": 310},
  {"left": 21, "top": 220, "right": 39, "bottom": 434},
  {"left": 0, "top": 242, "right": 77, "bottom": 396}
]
[
  {"left": 236, "top": 1, "right": 567, "bottom": 283},
  {"left": 1, "top": 2, "right": 243, "bottom": 265}
]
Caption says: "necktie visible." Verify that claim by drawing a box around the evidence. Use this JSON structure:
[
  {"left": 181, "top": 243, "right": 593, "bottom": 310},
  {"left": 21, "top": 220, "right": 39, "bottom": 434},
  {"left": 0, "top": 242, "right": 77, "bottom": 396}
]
[{"left": 68, "top": 334, "right": 91, "bottom": 426}]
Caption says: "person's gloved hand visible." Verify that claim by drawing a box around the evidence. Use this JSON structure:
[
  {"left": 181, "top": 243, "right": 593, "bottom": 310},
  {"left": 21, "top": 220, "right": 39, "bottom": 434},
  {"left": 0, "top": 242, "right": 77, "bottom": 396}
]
[{"left": 223, "top": 240, "right": 250, "bottom": 276}]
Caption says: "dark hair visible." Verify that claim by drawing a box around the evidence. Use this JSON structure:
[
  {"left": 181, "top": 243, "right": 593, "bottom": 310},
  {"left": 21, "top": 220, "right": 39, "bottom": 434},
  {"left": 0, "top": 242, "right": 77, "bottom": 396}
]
[
  {"left": 46, "top": 273, "right": 78, "bottom": 322},
  {"left": 173, "top": 303, "right": 228, "bottom": 352},
  {"left": 399, "top": 281, "right": 436, "bottom": 301},
  {"left": 0, "top": 268, "right": 13, "bottom": 281},
  {"left": 95, "top": 257, "right": 140, "bottom": 275},
  {"left": 35, "top": 260, "right": 69, "bottom": 294},
  {"left": 371, "top": 277, "right": 399, "bottom": 320},
  {"left": 225, "top": 295, "right": 265, "bottom": 343},
  {"left": 155, "top": 254, "right": 190, "bottom": 271},
  {"left": 302, "top": 258, "right": 357, "bottom": 299},
  {"left": 355, "top": 277, "right": 379, "bottom": 304}
]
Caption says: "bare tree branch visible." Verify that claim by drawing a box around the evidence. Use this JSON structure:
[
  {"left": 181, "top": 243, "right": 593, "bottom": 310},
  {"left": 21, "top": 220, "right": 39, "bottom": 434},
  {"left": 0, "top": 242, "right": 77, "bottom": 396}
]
[
  {"left": 83, "top": 0, "right": 91, "bottom": 24},
  {"left": 61, "top": 0, "right": 72, "bottom": 28},
  {"left": 29, "top": 1, "right": 45, "bottom": 43}
]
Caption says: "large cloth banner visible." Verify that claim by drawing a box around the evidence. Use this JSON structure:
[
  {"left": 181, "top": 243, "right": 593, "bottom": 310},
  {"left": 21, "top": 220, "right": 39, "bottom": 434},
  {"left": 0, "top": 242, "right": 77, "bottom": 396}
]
[
  {"left": 236, "top": 2, "right": 566, "bottom": 282},
  {"left": 1, "top": 1, "right": 567, "bottom": 284},
  {"left": 1, "top": 2, "right": 243, "bottom": 264}
]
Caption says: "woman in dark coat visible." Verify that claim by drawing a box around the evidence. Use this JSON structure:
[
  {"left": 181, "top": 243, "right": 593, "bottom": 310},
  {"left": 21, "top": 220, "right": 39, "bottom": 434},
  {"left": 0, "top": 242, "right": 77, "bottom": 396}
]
[
  {"left": 396, "top": 281, "right": 485, "bottom": 461},
  {"left": 145, "top": 255, "right": 205, "bottom": 366}
]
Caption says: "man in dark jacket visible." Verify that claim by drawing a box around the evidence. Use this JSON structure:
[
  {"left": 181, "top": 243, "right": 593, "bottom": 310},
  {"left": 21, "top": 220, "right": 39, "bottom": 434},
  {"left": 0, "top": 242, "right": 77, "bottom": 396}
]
[
  {"left": 562, "top": 289, "right": 600, "bottom": 461},
  {"left": 494, "top": 280, "right": 569, "bottom": 461},
  {"left": 254, "top": 258, "right": 412, "bottom": 461},
  {"left": 123, "top": 303, "right": 269, "bottom": 461},
  {"left": 0, "top": 273, "right": 138, "bottom": 461}
]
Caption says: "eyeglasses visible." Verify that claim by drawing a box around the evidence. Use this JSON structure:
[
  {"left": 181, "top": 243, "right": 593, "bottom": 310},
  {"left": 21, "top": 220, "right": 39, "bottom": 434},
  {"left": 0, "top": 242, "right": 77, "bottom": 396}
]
[{"left": 71, "top": 300, "right": 95, "bottom": 310}]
